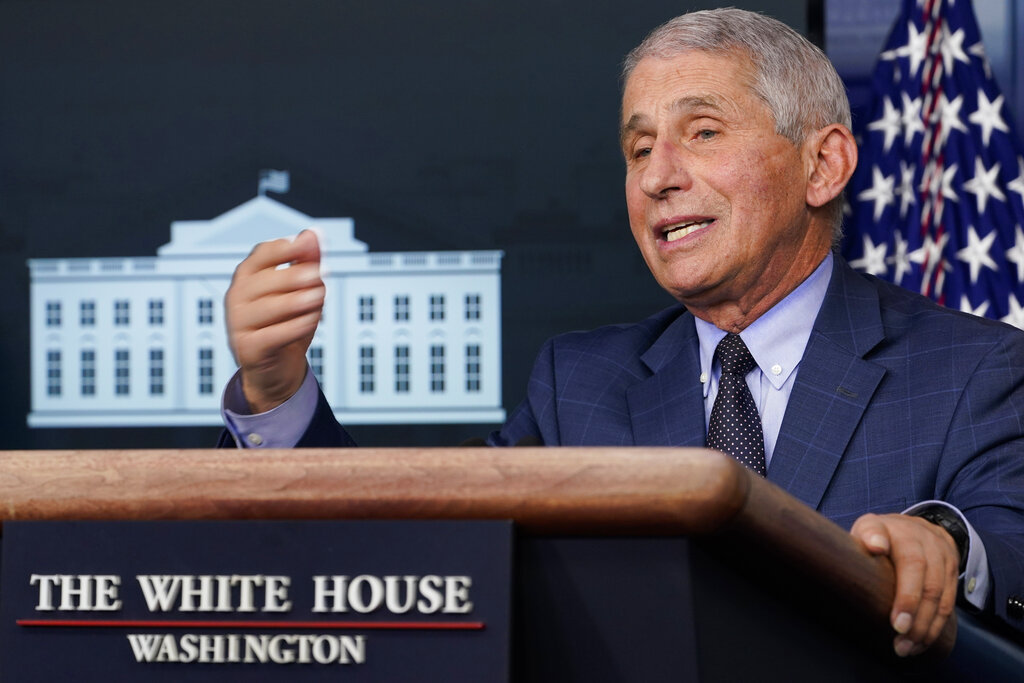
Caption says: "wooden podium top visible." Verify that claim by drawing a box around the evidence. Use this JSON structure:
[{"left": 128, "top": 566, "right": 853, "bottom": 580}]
[{"left": 0, "top": 447, "right": 954, "bottom": 657}]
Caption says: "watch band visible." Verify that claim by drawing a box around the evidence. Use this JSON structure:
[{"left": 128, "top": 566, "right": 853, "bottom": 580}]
[{"left": 910, "top": 504, "right": 969, "bottom": 574}]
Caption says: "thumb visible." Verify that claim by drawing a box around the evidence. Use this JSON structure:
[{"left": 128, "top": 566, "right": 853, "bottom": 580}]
[{"left": 851, "top": 513, "right": 891, "bottom": 555}]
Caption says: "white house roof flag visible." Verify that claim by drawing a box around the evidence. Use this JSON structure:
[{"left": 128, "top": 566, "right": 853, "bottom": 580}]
[{"left": 843, "top": 0, "right": 1024, "bottom": 327}]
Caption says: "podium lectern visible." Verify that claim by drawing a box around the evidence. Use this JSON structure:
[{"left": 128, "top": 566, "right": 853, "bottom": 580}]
[{"left": 0, "top": 447, "right": 1012, "bottom": 681}]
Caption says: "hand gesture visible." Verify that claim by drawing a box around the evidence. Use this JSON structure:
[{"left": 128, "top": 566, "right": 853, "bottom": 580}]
[{"left": 225, "top": 230, "right": 325, "bottom": 413}]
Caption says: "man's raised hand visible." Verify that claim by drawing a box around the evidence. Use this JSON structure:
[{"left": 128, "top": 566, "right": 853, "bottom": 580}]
[{"left": 225, "top": 230, "right": 325, "bottom": 414}]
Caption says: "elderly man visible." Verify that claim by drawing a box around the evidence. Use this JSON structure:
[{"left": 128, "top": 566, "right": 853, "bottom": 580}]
[{"left": 222, "top": 9, "right": 1024, "bottom": 656}]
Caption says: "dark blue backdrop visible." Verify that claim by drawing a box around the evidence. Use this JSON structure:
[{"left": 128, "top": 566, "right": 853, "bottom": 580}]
[{"left": 0, "top": 1, "right": 810, "bottom": 449}]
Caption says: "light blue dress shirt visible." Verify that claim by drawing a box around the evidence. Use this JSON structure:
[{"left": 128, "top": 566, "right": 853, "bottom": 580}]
[
  {"left": 695, "top": 253, "right": 833, "bottom": 466},
  {"left": 222, "top": 367, "right": 319, "bottom": 449}
]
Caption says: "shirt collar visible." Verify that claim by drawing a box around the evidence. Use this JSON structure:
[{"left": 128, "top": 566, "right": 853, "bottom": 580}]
[{"left": 696, "top": 252, "right": 833, "bottom": 395}]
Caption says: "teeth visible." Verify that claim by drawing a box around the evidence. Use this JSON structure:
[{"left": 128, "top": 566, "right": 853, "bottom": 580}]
[{"left": 663, "top": 220, "right": 712, "bottom": 242}]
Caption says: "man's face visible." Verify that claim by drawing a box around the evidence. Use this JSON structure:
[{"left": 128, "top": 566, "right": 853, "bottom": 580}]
[{"left": 621, "top": 51, "right": 827, "bottom": 320}]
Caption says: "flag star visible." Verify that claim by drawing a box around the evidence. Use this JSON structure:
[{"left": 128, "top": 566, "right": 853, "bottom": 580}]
[
  {"left": 935, "top": 94, "right": 969, "bottom": 148},
  {"left": 939, "top": 23, "right": 970, "bottom": 74},
  {"left": 897, "top": 161, "right": 917, "bottom": 217},
  {"left": 940, "top": 164, "right": 960, "bottom": 201},
  {"left": 868, "top": 97, "right": 902, "bottom": 153},
  {"left": 955, "top": 225, "right": 998, "bottom": 284},
  {"left": 888, "top": 230, "right": 913, "bottom": 285},
  {"left": 963, "top": 158, "right": 1006, "bottom": 213},
  {"left": 1008, "top": 157, "right": 1024, "bottom": 200},
  {"left": 900, "top": 21, "right": 929, "bottom": 77},
  {"left": 850, "top": 235, "right": 888, "bottom": 276},
  {"left": 1001, "top": 294, "right": 1024, "bottom": 330},
  {"left": 858, "top": 166, "right": 896, "bottom": 221},
  {"left": 922, "top": 162, "right": 960, "bottom": 203},
  {"left": 969, "top": 42, "right": 993, "bottom": 79},
  {"left": 1005, "top": 225, "right": 1024, "bottom": 282},
  {"left": 968, "top": 90, "right": 1009, "bottom": 146},
  {"left": 900, "top": 93, "right": 925, "bottom": 146},
  {"left": 959, "top": 295, "right": 989, "bottom": 318}
]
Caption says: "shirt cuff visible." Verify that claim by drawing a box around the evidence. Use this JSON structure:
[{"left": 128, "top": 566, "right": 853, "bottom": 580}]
[
  {"left": 903, "top": 500, "right": 989, "bottom": 610},
  {"left": 221, "top": 367, "right": 319, "bottom": 449}
]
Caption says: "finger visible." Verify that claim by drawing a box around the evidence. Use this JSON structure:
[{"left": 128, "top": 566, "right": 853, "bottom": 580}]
[
  {"left": 893, "top": 547, "right": 956, "bottom": 655},
  {"left": 229, "top": 262, "right": 324, "bottom": 308},
  {"left": 890, "top": 542, "right": 926, "bottom": 631},
  {"left": 899, "top": 557, "right": 935, "bottom": 643},
  {"left": 289, "top": 229, "right": 322, "bottom": 263},
  {"left": 234, "top": 238, "right": 302, "bottom": 276},
  {"left": 921, "top": 537, "right": 959, "bottom": 646},
  {"left": 850, "top": 514, "right": 891, "bottom": 555},
  {"left": 889, "top": 521, "right": 959, "bottom": 654},
  {"left": 233, "top": 310, "right": 323, "bottom": 365},
  {"left": 235, "top": 231, "right": 321, "bottom": 277},
  {"left": 896, "top": 521, "right": 959, "bottom": 644},
  {"left": 230, "top": 286, "right": 325, "bottom": 334},
  {"left": 230, "top": 294, "right": 324, "bottom": 358},
  {"left": 924, "top": 577, "right": 957, "bottom": 646}
]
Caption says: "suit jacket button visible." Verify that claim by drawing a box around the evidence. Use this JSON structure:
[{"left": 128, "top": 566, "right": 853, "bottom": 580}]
[{"left": 1008, "top": 596, "right": 1024, "bottom": 620}]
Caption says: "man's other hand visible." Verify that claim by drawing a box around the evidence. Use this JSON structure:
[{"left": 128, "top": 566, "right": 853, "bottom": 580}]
[
  {"left": 850, "top": 513, "right": 960, "bottom": 657},
  {"left": 225, "top": 230, "right": 325, "bottom": 414}
]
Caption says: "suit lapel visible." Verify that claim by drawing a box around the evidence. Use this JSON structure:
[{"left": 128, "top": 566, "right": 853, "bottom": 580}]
[
  {"left": 768, "top": 258, "right": 888, "bottom": 510},
  {"left": 626, "top": 313, "right": 707, "bottom": 447}
]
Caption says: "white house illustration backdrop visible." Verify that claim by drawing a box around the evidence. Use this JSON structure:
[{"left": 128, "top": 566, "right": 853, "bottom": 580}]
[{"left": 28, "top": 184, "right": 504, "bottom": 427}]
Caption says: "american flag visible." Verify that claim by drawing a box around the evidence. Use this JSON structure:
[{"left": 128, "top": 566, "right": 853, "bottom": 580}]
[
  {"left": 258, "top": 169, "right": 291, "bottom": 196},
  {"left": 843, "top": 0, "right": 1024, "bottom": 327}
]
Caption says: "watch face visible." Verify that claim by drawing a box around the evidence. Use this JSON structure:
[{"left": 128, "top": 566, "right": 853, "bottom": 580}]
[{"left": 916, "top": 506, "right": 968, "bottom": 572}]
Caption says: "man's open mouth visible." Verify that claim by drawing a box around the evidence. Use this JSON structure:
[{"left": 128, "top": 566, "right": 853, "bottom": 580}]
[{"left": 663, "top": 219, "right": 713, "bottom": 242}]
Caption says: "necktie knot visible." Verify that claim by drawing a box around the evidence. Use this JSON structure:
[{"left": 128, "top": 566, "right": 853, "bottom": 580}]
[{"left": 715, "top": 334, "right": 757, "bottom": 376}]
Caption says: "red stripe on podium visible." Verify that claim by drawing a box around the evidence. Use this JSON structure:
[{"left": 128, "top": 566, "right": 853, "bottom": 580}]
[{"left": 17, "top": 619, "right": 485, "bottom": 630}]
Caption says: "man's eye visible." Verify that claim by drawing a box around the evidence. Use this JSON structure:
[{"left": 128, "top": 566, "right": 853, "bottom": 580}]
[
  {"left": 697, "top": 129, "right": 717, "bottom": 140},
  {"left": 633, "top": 147, "right": 651, "bottom": 159}
]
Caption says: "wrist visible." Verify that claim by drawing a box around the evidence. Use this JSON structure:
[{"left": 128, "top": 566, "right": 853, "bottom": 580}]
[
  {"left": 241, "top": 367, "right": 307, "bottom": 414},
  {"left": 909, "top": 504, "right": 969, "bottom": 574}
]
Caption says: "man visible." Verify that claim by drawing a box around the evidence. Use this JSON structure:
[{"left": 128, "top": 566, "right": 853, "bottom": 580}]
[{"left": 222, "top": 9, "right": 1024, "bottom": 656}]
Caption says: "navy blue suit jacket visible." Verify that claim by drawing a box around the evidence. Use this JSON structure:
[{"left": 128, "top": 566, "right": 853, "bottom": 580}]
[{"left": 280, "top": 256, "right": 1024, "bottom": 631}]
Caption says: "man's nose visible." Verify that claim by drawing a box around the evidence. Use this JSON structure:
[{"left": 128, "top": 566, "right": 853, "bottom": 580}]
[{"left": 638, "top": 140, "right": 690, "bottom": 198}]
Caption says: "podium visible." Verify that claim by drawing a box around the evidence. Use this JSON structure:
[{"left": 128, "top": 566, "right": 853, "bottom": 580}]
[{"left": 0, "top": 446, "right": 1008, "bottom": 681}]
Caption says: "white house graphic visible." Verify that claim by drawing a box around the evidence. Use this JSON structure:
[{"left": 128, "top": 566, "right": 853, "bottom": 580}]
[{"left": 28, "top": 195, "right": 504, "bottom": 427}]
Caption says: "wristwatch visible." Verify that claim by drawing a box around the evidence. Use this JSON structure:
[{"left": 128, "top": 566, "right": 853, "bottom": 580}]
[{"left": 910, "top": 505, "right": 969, "bottom": 574}]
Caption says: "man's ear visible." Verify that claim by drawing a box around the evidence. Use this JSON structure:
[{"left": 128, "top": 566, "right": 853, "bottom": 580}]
[{"left": 805, "top": 124, "right": 858, "bottom": 208}]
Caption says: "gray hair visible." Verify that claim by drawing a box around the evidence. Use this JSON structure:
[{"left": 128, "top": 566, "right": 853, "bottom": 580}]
[
  {"left": 622, "top": 9, "right": 851, "bottom": 239},
  {"left": 622, "top": 8, "right": 851, "bottom": 142}
]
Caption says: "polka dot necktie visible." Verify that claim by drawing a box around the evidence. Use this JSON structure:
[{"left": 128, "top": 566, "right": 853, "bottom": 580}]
[{"left": 706, "top": 334, "right": 767, "bottom": 476}]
